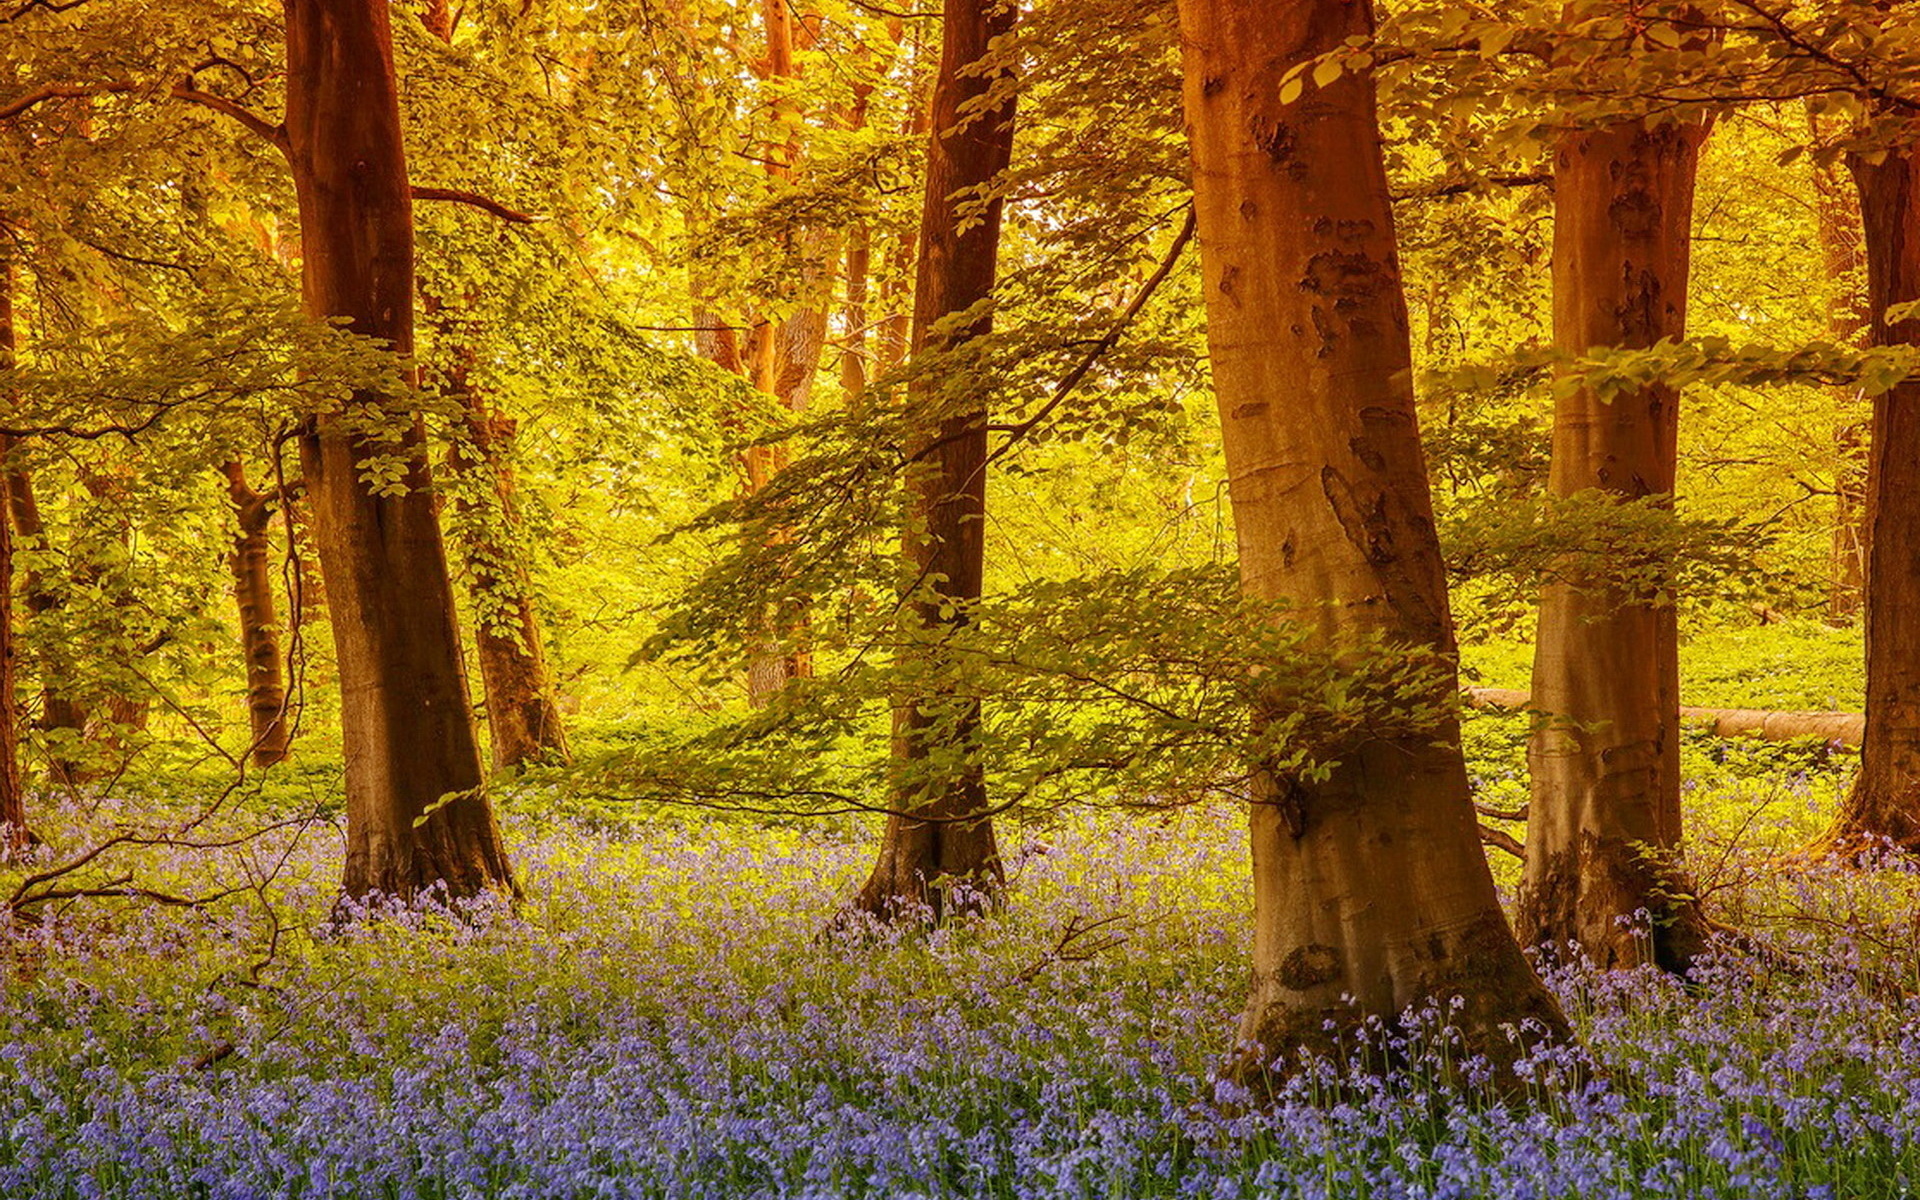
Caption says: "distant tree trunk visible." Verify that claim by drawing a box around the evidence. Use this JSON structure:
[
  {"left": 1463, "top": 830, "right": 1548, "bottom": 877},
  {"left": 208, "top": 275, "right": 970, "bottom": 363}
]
[
  {"left": 448, "top": 393, "right": 569, "bottom": 770},
  {"left": 1176, "top": 0, "right": 1570, "bottom": 1076},
  {"left": 78, "top": 468, "right": 150, "bottom": 761},
  {"left": 1518, "top": 118, "right": 1714, "bottom": 972},
  {"left": 6, "top": 467, "right": 86, "bottom": 787},
  {"left": 853, "top": 0, "right": 1016, "bottom": 920},
  {"left": 728, "top": 0, "right": 838, "bottom": 707},
  {"left": 221, "top": 461, "right": 291, "bottom": 768},
  {"left": 1809, "top": 131, "right": 1871, "bottom": 624},
  {"left": 0, "top": 243, "right": 27, "bottom": 848},
  {"left": 284, "top": 0, "right": 511, "bottom": 899},
  {"left": 841, "top": 223, "right": 873, "bottom": 397},
  {"left": 1820, "top": 145, "right": 1920, "bottom": 855},
  {"left": 422, "top": 0, "right": 568, "bottom": 772}
]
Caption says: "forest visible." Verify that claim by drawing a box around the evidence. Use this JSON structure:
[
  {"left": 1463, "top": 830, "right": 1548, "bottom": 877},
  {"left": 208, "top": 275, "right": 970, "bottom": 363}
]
[{"left": 4, "top": 0, "right": 1920, "bottom": 1194}]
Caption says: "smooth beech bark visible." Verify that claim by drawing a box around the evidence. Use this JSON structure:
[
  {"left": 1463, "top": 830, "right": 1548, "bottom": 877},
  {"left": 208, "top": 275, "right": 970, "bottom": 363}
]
[
  {"left": 221, "top": 461, "right": 291, "bottom": 768},
  {"left": 1176, "top": 0, "right": 1569, "bottom": 1073},
  {"left": 283, "top": 0, "right": 511, "bottom": 899},
  {"left": 1820, "top": 145, "right": 1920, "bottom": 855},
  {"left": 1519, "top": 119, "right": 1713, "bottom": 972},
  {"left": 853, "top": 0, "right": 1015, "bottom": 919},
  {"left": 0, "top": 244, "right": 25, "bottom": 848}
]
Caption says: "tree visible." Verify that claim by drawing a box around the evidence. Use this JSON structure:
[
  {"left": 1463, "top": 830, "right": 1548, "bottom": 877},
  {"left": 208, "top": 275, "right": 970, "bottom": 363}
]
[
  {"left": 1808, "top": 109, "right": 1871, "bottom": 625},
  {"left": 1175, "top": 0, "right": 1569, "bottom": 1073},
  {"left": 1517, "top": 114, "right": 1715, "bottom": 971},
  {"left": 283, "top": 0, "right": 511, "bottom": 898},
  {"left": 1821, "top": 135, "right": 1920, "bottom": 856},
  {"left": 221, "top": 460, "right": 291, "bottom": 769},
  {"left": 417, "top": 0, "right": 569, "bottom": 771},
  {"left": 854, "top": 0, "right": 1017, "bottom": 919},
  {"left": 0, "top": 237, "right": 25, "bottom": 849}
]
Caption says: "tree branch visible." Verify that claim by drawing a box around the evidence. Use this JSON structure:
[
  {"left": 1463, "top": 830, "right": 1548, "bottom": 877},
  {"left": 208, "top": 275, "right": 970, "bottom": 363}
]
[
  {"left": 169, "top": 83, "right": 287, "bottom": 148},
  {"left": 411, "top": 186, "right": 538, "bottom": 224},
  {"left": 1393, "top": 171, "right": 1553, "bottom": 201},
  {"left": 0, "top": 81, "right": 130, "bottom": 122}
]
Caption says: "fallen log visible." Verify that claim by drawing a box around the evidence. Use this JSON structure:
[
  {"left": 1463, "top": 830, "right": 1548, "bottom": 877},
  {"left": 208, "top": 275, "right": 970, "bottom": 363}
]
[{"left": 1464, "top": 687, "right": 1864, "bottom": 747}]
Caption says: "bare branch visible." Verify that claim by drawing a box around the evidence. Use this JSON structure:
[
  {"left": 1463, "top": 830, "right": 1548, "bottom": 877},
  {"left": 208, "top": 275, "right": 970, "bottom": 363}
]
[
  {"left": 411, "top": 186, "right": 538, "bottom": 224},
  {"left": 1479, "top": 824, "right": 1526, "bottom": 860},
  {"left": 169, "top": 83, "right": 287, "bottom": 148}
]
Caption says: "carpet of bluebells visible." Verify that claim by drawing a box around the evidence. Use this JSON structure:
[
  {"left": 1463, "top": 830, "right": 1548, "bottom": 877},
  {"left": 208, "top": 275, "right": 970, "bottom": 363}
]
[{"left": 4, "top": 760, "right": 1920, "bottom": 1199}]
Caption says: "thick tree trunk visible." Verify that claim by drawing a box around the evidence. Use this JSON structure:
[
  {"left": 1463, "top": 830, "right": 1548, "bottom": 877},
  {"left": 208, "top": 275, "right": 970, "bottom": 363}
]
[
  {"left": 853, "top": 0, "right": 1016, "bottom": 920},
  {"left": 1519, "top": 120, "right": 1713, "bottom": 972},
  {"left": 1810, "top": 141, "right": 1871, "bottom": 624},
  {"left": 1820, "top": 147, "right": 1920, "bottom": 855},
  {"left": 0, "top": 245, "right": 27, "bottom": 848},
  {"left": 284, "top": 0, "right": 510, "bottom": 900},
  {"left": 1176, "top": 0, "right": 1568, "bottom": 1077},
  {"left": 221, "top": 461, "right": 291, "bottom": 768},
  {"left": 422, "top": 0, "right": 568, "bottom": 772}
]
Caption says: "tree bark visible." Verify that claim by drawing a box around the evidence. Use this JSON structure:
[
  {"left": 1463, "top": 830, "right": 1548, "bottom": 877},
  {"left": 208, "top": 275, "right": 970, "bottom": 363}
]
[
  {"left": 1809, "top": 131, "right": 1871, "bottom": 624},
  {"left": 221, "top": 461, "right": 291, "bottom": 768},
  {"left": 422, "top": 0, "right": 568, "bottom": 772},
  {"left": 0, "top": 242, "right": 27, "bottom": 849},
  {"left": 448, "top": 394, "right": 569, "bottom": 770},
  {"left": 1519, "top": 119, "right": 1713, "bottom": 972},
  {"left": 1820, "top": 145, "right": 1920, "bottom": 855},
  {"left": 1176, "top": 0, "right": 1569, "bottom": 1077},
  {"left": 853, "top": 0, "right": 1016, "bottom": 920},
  {"left": 283, "top": 0, "right": 511, "bottom": 900}
]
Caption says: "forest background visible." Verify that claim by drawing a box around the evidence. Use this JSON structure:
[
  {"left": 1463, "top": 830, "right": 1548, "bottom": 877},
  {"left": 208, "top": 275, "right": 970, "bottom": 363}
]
[{"left": 5, "top": 0, "right": 1920, "bottom": 1196}]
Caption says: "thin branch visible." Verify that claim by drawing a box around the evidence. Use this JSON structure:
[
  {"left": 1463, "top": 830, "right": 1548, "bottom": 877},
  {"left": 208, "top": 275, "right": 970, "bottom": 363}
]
[
  {"left": 0, "top": 81, "right": 130, "bottom": 122},
  {"left": 411, "top": 186, "right": 538, "bottom": 224},
  {"left": 985, "top": 205, "right": 1195, "bottom": 467},
  {"left": 169, "top": 84, "right": 287, "bottom": 148},
  {"left": 1480, "top": 824, "right": 1526, "bottom": 860},
  {"left": 1393, "top": 171, "right": 1553, "bottom": 201}
]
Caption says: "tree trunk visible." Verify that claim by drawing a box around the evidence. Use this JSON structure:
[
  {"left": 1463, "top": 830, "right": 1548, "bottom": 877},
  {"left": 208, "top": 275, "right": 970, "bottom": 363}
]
[
  {"left": 853, "top": 0, "right": 1016, "bottom": 920},
  {"left": 449, "top": 398, "right": 569, "bottom": 770},
  {"left": 6, "top": 466, "right": 86, "bottom": 787},
  {"left": 1176, "top": 0, "right": 1570, "bottom": 1077},
  {"left": 221, "top": 461, "right": 291, "bottom": 768},
  {"left": 283, "top": 0, "right": 510, "bottom": 900},
  {"left": 1820, "top": 146, "right": 1920, "bottom": 855},
  {"left": 78, "top": 468, "right": 150, "bottom": 763},
  {"left": 1810, "top": 133, "right": 1871, "bottom": 624},
  {"left": 1518, "top": 119, "right": 1713, "bottom": 972},
  {"left": 422, "top": 0, "right": 569, "bottom": 772},
  {"left": 0, "top": 243, "right": 27, "bottom": 849}
]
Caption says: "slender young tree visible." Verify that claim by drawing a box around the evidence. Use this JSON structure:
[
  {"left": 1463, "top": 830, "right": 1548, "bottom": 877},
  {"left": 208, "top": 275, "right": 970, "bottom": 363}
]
[
  {"left": 0, "top": 239, "right": 26, "bottom": 849},
  {"left": 1807, "top": 113, "right": 1870, "bottom": 624},
  {"left": 221, "top": 460, "right": 291, "bottom": 768},
  {"left": 283, "top": 0, "right": 511, "bottom": 898},
  {"left": 1821, "top": 138, "right": 1920, "bottom": 855},
  {"left": 1176, "top": 0, "right": 1569, "bottom": 1072},
  {"left": 1518, "top": 116, "right": 1714, "bottom": 971},
  {"left": 854, "top": 0, "right": 1016, "bottom": 918}
]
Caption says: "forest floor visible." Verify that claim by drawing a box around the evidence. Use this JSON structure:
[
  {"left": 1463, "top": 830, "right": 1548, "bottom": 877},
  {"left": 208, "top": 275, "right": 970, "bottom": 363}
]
[{"left": 3, "top": 620, "right": 1916, "bottom": 1200}]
